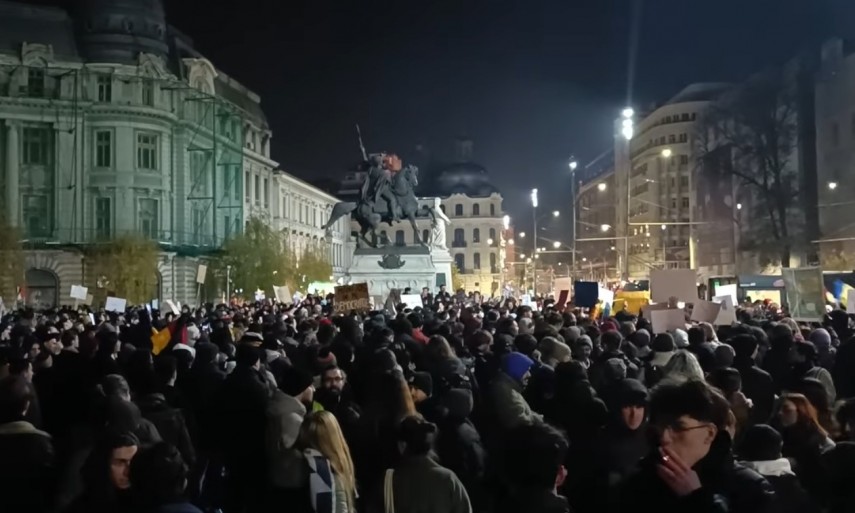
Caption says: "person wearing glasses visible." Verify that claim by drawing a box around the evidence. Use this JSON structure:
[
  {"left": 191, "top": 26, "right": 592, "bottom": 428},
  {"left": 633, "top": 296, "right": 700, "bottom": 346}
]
[{"left": 617, "top": 379, "right": 775, "bottom": 513}]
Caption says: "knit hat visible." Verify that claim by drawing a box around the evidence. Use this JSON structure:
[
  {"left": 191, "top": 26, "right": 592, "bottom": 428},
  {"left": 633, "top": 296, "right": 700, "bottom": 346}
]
[
  {"left": 631, "top": 329, "right": 651, "bottom": 348},
  {"left": 605, "top": 358, "right": 627, "bottom": 381},
  {"left": 611, "top": 378, "right": 649, "bottom": 408},
  {"left": 501, "top": 352, "right": 534, "bottom": 383},
  {"left": 738, "top": 424, "right": 783, "bottom": 461},
  {"left": 575, "top": 335, "right": 593, "bottom": 350},
  {"left": 278, "top": 366, "right": 314, "bottom": 397},
  {"left": 672, "top": 329, "right": 689, "bottom": 348},
  {"left": 809, "top": 329, "right": 832, "bottom": 350},
  {"left": 714, "top": 344, "right": 735, "bottom": 368},
  {"left": 408, "top": 371, "right": 433, "bottom": 397},
  {"left": 650, "top": 333, "right": 675, "bottom": 367}
]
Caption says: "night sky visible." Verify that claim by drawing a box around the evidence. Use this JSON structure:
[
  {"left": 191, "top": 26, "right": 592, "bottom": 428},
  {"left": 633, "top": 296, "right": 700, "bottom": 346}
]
[{"left": 40, "top": 0, "right": 841, "bottom": 227}]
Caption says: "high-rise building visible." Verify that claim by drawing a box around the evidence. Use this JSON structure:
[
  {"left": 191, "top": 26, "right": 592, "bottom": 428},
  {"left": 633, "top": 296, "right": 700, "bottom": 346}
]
[{"left": 575, "top": 151, "right": 616, "bottom": 282}]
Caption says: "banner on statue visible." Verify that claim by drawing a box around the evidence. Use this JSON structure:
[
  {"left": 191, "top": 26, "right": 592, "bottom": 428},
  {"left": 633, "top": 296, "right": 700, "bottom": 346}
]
[{"left": 334, "top": 283, "right": 371, "bottom": 313}]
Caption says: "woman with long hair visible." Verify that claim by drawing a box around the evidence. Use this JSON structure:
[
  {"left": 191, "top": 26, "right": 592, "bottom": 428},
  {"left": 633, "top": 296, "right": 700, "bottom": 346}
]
[
  {"left": 425, "top": 335, "right": 467, "bottom": 393},
  {"left": 774, "top": 392, "right": 835, "bottom": 499},
  {"left": 300, "top": 411, "right": 358, "bottom": 513}
]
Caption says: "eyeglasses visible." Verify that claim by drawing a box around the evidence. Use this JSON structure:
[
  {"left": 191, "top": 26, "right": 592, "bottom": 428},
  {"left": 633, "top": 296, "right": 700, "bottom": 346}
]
[{"left": 650, "top": 421, "right": 711, "bottom": 436}]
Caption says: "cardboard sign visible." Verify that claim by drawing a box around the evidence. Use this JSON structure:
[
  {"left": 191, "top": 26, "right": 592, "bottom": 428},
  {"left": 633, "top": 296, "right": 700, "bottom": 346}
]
[
  {"left": 781, "top": 267, "right": 825, "bottom": 322},
  {"left": 650, "top": 308, "right": 686, "bottom": 334},
  {"left": 712, "top": 295, "right": 737, "bottom": 325},
  {"left": 400, "top": 294, "right": 424, "bottom": 308},
  {"left": 650, "top": 269, "right": 698, "bottom": 303},
  {"left": 848, "top": 289, "right": 855, "bottom": 314},
  {"left": 691, "top": 300, "right": 722, "bottom": 323},
  {"left": 70, "top": 285, "right": 88, "bottom": 301},
  {"left": 714, "top": 284, "right": 738, "bottom": 306},
  {"left": 334, "top": 283, "right": 370, "bottom": 313},
  {"left": 574, "top": 281, "right": 599, "bottom": 308},
  {"left": 196, "top": 264, "right": 208, "bottom": 284},
  {"left": 105, "top": 296, "right": 127, "bottom": 313},
  {"left": 84, "top": 294, "right": 94, "bottom": 306},
  {"left": 273, "top": 285, "right": 292, "bottom": 304},
  {"left": 556, "top": 290, "right": 569, "bottom": 309},
  {"left": 164, "top": 300, "right": 180, "bottom": 315}
]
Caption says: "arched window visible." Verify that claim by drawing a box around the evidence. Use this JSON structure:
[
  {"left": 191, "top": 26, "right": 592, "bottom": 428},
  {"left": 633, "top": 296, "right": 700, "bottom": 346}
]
[
  {"left": 490, "top": 204, "right": 496, "bottom": 216},
  {"left": 489, "top": 228, "right": 496, "bottom": 241},
  {"left": 473, "top": 228, "right": 480, "bottom": 243},
  {"left": 453, "top": 228, "right": 465, "bottom": 247},
  {"left": 473, "top": 253, "right": 481, "bottom": 270},
  {"left": 454, "top": 204, "right": 463, "bottom": 216},
  {"left": 472, "top": 204, "right": 480, "bottom": 216},
  {"left": 395, "top": 230, "right": 405, "bottom": 246},
  {"left": 454, "top": 253, "right": 465, "bottom": 272},
  {"left": 25, "top": 269, "right": 57, "bottom": 310}
]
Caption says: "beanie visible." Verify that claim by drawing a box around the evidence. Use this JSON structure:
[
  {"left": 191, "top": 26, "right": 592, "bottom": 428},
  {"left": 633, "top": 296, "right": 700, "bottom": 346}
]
[
  {"left": 738, "top": 424, "right": 783, "bottom": 461},
  {"left": 652, "top": 333, "right": 675, "bottom": 353},
  {"left": 408, "top": 371, "right": 433, "bottom": 397},
  {"left": 278, "top": 366, "right": 314, "bottom": 397},
  {"left": 808, "top": 329, "right": 831, "bottom": 350},
  {"left": 631, "top": 328, "right": 651, "bottom": 348},
  {"left": 729, "top": 334, "right": 758, "bottom": 358},
  {"left": 501, "top": 352, "right": 534, "bottom": 383}
]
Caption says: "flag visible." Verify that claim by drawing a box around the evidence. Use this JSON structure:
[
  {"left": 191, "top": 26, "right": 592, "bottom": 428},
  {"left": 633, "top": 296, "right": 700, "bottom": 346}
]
[
  {"left": 831, "top": 279, "right": 854, "bottom": 307},
  {"left": 151, "top": 327, "right": 171, "bottom": 356}
]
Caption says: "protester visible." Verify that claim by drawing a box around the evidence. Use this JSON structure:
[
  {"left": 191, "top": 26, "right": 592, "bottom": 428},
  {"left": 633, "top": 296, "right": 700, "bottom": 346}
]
[{"left": 298, "top": 411, "right": 358, "bottom": 513}]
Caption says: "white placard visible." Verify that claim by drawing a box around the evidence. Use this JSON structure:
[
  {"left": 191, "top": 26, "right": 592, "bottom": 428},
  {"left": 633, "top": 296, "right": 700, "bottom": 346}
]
[
  {"left": 151, "top": 299, "right": 159, "bottom": 311},
  {"left": 599, "top": 288, "right": 615, "bottom": 309},
  {"left": 70, "top": 285, "right": 88, "bottom": 301},
  {"left": 400, "top": 294, "right": 424, "bottom": 308},
  {"left": 521, "top": 294, "right": 532, "bottom": 306},
  {"left": 273, "top": 285, "right": 292, "bottom": 303},
  {"left": 712, "top": 295, "right": 737, "bottom": 325},
  {"left": 650, "top": 308, "right": 687, "bottom": 334},
  {"left": 847, "top": 290, "right": 855, "bottom": 314},
  {"left": 105, "top": 296, "right": 127, "bottom": 313},
  {"left": 254, "top": 290, "right": 266, "bottom": 302},
  {"left": 714, "top": 284, "right": 738, "bottom": 306},
  {"left": 691, "top": 300, "right": 722, "bottom": 323},
  {"left": 196, "top": 264, "right": 208, "bottom": 284},
  {"left": 164, "top": 300, "right": 180, "bottom": 315},
  {"left": 650, "top": 269, "right": 698, "bottom": 303}
]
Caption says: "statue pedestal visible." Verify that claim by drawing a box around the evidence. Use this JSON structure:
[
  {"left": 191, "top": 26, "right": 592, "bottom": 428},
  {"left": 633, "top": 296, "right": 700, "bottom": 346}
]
[
  {"left": 431, "top": 248, "right": 453, "bottom": 291},
  {"left": 346, "top": 246, "right": 442, "bottom": 303}
]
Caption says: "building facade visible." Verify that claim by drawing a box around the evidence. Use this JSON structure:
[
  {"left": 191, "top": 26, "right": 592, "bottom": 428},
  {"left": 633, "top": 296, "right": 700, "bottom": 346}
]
[
  {"left": 616, "top": 83, "right": 729, "bottom": 280},
  {"left": 575, "top": 151, "right": 617, "bottom": 282},
  {"left": 0, "top": 0, "right": 348, "bottom": 307}
]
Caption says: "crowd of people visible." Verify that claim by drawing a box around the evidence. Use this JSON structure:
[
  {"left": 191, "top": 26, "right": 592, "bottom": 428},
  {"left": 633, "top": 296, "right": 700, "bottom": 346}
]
[{"left": 2, "top": 289, "right": 855, "bottom": 513}]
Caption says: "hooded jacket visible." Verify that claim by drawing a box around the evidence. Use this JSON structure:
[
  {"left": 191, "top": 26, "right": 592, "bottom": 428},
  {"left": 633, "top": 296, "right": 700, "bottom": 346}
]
[
  {"left": 490, "top": 371, "right": 542, "bottom": 431},
  {"left": 0, "top": 420, "right": 55, "bottom": 513},
  {"left": 738, "top": 459, "right": 817, "bottom": 513},
  {"left": 267, "top": 389, "right": 309, "bottom": 489},
  {"left": 437, "top": 389, "right": 487, "bottom": 510}
]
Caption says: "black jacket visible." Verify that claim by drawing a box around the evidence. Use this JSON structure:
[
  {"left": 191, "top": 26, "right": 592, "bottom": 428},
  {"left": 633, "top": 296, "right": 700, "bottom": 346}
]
[
  {"left": 437, "top": 389, "right": 487, "bottom": 511},
  {"left": 135, "top": 393, "right": 196, "bottom": 468},
  {"left": 733, "top": 357, "right": 776, "bottom": 425},
  {"left": 739, "top": 460, "right": 818, "bottom": 513},
  {"left": 499, "top": 488, "right": 572, "bottom": 513},
  {"left": 618, "top": 434, "right": 775, "bottom": 513},
  {"left": 0, "top": 421, "right": 55, "bottom": 513}
]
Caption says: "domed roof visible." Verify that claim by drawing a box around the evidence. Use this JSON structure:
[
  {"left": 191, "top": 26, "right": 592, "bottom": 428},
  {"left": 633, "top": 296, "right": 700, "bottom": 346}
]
[
  {"left": 436, "top": 161, "right": 498, "bottom": 197},
  {"left": 75, "top": 0, "right": 168, "bottom": 64}
]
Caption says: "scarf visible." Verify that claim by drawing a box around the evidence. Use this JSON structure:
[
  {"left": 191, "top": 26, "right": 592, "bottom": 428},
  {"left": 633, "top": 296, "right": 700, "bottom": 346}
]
[{"left": 305, "top": 448, "right": 336, "bottom": 513}]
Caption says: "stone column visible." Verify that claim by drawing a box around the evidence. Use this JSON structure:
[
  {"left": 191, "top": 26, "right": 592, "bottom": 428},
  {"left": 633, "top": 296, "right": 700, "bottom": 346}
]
[{"left": 5, "top": 121, "right": 19, "bottom": 226}]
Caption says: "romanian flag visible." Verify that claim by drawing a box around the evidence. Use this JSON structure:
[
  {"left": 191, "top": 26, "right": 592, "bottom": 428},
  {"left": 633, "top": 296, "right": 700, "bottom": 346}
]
[{"left": 830, "top": 279, "right": 855, "bottom": 308}]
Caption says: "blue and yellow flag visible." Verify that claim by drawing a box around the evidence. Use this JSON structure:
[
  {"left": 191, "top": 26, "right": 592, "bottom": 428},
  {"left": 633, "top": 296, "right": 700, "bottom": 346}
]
[{"left": 830, "top": 279, "right": 854, "bottom": 307}]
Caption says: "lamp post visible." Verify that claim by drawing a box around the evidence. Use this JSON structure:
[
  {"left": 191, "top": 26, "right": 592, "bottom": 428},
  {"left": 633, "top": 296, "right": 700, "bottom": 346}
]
[
  {"left": 568, "top": 158, "right": 578, "bottom": 281},
  {"left": 531, "top": 188, "right": 538, "bottom": 295}
]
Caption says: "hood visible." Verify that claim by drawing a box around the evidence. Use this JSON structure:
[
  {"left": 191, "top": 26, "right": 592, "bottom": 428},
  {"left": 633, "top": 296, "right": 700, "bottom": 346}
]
[
  {"left": 268, "top": 389, "right": 307, "bottom": 418},
  {"left": 739, "top": 458, "right": 794, "bottom": 477},
  {"left": 607, "top": 378, "right": 648, "bottom": 410},
  {"left": 650, "top": 351, "right": 674, "bottom": 367},
  {"left": 444, "top": 388, "right": 474, "bottom": 420}
]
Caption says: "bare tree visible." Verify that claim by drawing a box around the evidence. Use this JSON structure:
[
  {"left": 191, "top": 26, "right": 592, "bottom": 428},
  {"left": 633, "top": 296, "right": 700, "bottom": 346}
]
[{"left": 697, "top": 69, "right": 802, "bottom": 268}]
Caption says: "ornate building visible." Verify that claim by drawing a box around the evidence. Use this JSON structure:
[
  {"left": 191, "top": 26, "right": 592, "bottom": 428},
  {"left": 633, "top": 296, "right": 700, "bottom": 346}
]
[{"left": 0, "top": 0, "right": 349, "bottom": 307}]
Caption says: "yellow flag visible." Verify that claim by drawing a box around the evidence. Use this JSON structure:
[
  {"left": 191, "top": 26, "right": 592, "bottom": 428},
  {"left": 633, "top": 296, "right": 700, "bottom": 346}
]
[{"left": 151, "top": 327, "right": 171, "bottom": 356}]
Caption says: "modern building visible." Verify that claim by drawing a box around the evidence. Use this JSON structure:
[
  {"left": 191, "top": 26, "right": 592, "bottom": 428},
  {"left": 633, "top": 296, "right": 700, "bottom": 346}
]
[
  {"left": 616, "top": 83, "right": 730, "bottom": 280},
  {"left": 575, "top": 150, "right": 617, "bottom": 282},
  {"left": 0, "top": 0, "right": 348, "bottom": 308}
]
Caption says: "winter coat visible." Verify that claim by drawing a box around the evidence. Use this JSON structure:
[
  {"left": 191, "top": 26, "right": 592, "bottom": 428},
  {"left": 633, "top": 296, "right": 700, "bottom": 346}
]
[
  {"left": 490, "top": 372, "right": 542, "bottom": 431},
  {"left": 618, "top": 434, "right": 775, "bottom": 513},
  {"left": 218, "top": 365, "right": 270, "bottom": 482},
  {"left": 185, "top": 361, "right": 226, "bottom": 451},
  {"left": 832, "top": 338, "right": 855, "bottom": 399},
  {"left": 267, "top": 389, "right": 309, "bottom": 489},
  {"left": 498, "top": 488, "right": 572, "bottom": 513},
  {"left": 135, "top": 393, "right": 196, "bottom": 469},
  {"left": 304, "top": 448, "right": 351, "bottom": 513},
  {"left": 0, "top": 420, "right": 56, "bottom": 513},
  {"left": 437, "top": 389, "right": 487, "bottom": 511},
  {"left": 779, "top": 423, "right": 835, "bottom": 499},
  {"left": 733, "top": 357, "right": 776, "bottom": 425},
  {"left": 688, "top": 342, "right": 717, "bottom": 373},
  {"left": 524, "top": 363, "right": 556, "bottom": 415},
  {"left": 739, "top": 459, "right": 818, "bottom": 513},
  {"left": 388, "top": 455, "right": 472, "bottom": 513}
]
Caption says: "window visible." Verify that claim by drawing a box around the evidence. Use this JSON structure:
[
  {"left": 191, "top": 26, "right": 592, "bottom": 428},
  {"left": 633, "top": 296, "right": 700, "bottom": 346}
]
[
  {"left": 453, "top": 228, "right": 465, "bottom": 247},
  {"left": 254, "top": 175, "right": 260, "bottom": 204},
  {"left": 136, "top": 133, "right": 158, "bottom": 170},
  {"left": 234, "top": 168, "right": 241, "bottom": 200},
  {"left": 224, "top": 215, "right": 231, "bottom": 240},
  {"left": 454, "top": 253, "right": 465, "bottom": 272},
  {"left": 22, "top": 128, "right": 48, "bottom": 165},
  {"left": 681, "top": 197, "right": 690, "bottom": 208},
  {"left": 24, "top": 195, "right": 49, "bottom": 237},
  {"left": 489, "top": 228, "right": 496, "bottom": 241},
  {"left": 490, "top": 204, "right": 495, "bottom": 216},
  {"left": 473, "top": 253, "right": 481, "bottom": 270},
  {"left": 679, "top": 133, "right": 688, "bottom": 143},
  {"left": 379, "top": 230, "right": 388, "bottom": 243},
  {"left": 832, "top": 122, "right": 840, "bottom": 147},
  {"left": 263, "top": 178, "right": 269, "bottom": 208},
  {"left": 244, "top": 172, "right": 250, "bottom": 201},
  {"left": 454, "top": 204, "right": 463, "bottom": 216},
  {"left": 95, "top": 130, "right": 112, "bottom": 167},
  {"left": 679, "top": 155, "right": 689, "bottom": 165},
  {"left": 473, "top": 228, "right": 480, "bottom": 243},
  {"left": 668, "top": 134, "right": 676, "bottom": 143},
  {"left": 680, "top": 176, "right": 689, "bottom": 187},
  {"left": 490, "top": 253, "right": 497, "bottom": 273},
  {"left": 97, "top": 75, "right": 112, "bottom": 102},
  {"left": 670, "top": 198, "right": 677, "bottom": 209},
  {"left": 472, "top": 204, "right": 480, "bottom": 216},
  {"left": 665, "top": 116, "right": 672, "bottom": 123},
  {"left": 95, "top": 197, "right": 112, "bottom": 238},
  {"left": 27, "top": 68, "right": 45, "bottom": 97},
  {"left": 395, "top": 230, "right": 405, "bottom": 246},
  {"left": 670, "top": 177, "right": 676, "bottom": 187},
  {"left": 142, "top": 80, "right": 155, "bottom": 106},
  {"left": 681, "top": 113, "right": 690, "bottom": 121},
  {"left": 138, "top": 198, "right": 159, "bottom": 239},
  {"left": 191, "top": 206, "right": 205, "bottom": 244}
]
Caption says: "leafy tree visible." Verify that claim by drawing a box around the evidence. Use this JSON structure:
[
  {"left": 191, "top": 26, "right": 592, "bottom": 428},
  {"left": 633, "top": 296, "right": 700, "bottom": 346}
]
[
  {"left": 0, "top": 217, "right": 24, "bottom": 303},
  {"left": 214, "top": 217, "right": 290, "bottom": 298},
  {"left": 696, "top": 68, "right": 805, "bottom": 268},
  {"left": 295, "top": 242, "right": 333, "bottom": 289},
  {"left": 451, "top": 262, "right": 464, "bottom": 291},
  {"left": 88, "top": 234, "right": 159, "bottom": 304}
]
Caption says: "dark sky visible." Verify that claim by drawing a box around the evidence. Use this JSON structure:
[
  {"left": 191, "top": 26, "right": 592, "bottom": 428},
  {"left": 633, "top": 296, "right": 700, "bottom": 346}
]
[{"left": 39, "top": 0, "right": 840, "bottom": 225}]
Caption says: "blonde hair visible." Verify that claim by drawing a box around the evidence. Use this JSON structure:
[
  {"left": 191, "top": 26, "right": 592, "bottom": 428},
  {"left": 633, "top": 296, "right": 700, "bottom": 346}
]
[{"left": 300, "top": 411, "right": 357, "bottom": 511}]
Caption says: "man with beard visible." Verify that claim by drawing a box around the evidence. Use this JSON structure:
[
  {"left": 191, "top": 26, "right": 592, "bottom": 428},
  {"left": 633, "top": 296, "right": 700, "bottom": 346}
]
[{"left": 314, "top": 365, "right": 361, "bottom": 442}]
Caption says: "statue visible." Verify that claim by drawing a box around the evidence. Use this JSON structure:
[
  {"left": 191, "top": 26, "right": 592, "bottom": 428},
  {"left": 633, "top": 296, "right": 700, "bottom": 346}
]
[
  {"left": 323, "top": 145, "right": 427, "bottom": 248},
  {"left": 423, "top": 197, "right": 451, "bottom": 250}
]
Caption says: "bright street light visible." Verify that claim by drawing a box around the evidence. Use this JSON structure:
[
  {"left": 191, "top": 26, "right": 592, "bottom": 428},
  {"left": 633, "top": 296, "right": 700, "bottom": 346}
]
[
  {"left": 553, "top": 241, "right": 561, "bottom": 249},
  {"left": 597, "top": 183, "right": 607, "bottom": 192},
  {"left": 557, "top": 262, "right": 562, "bottom": 266},
  {"left": 661, "top": 148, "right": 672, "bottom": 158},
  {"left": 829, "top": 182, "right": 838, "bottom": 190},
  {"left": 622, "top": 107, "right": 634, "bottom": 118},
  {"left": 508, "top": 239, "right": 514, "bottom": 245},
  {"left": 502, "top": 214, "right": 510, "bottom": 229},
  {"left": 519, "top": 253, "right": 526, "bottom": 259},
  {"left": 519, "top": 232, "right": 526, "bottom": 238},
  {"left": 530, "top": 188, "right": 538, "bottom": 208},
  {"left": 736, "top": 203, "right": 743, "bottom": 210},
  {"left": 569, "top": 160, "right": 578, "bottom": 171},
  {"left": 610, "top": 246, "right": 616, "bottom": 250},
  {"left": 582, "top": 257, "right": 588, "bottom": 262},
  {"left": 526, "top": 257, "right": 532, "bottom": 263},
  {"left": 661, "top": 224, "right": 667, "bottom": 230},
  {"left": 487, "top": 238, "right": 494, "bottom": 245},
  {"left": 552, "top": 210, "right": 560, "bottom": 217},
  {"left": 535, "top": 254, "right": 540, "bottom": 259},
  {"left": 600, "top": 224, "right": 611, "bottom": 232}
]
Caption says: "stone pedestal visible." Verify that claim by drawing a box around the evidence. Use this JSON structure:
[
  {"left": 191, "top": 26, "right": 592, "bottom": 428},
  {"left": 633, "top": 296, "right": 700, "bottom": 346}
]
[
  {"left": 346, "top": 246, "right": 443, "bottom": 303},
  {"left": 430, "top": 249, "right": 453, "bottom": 291}
]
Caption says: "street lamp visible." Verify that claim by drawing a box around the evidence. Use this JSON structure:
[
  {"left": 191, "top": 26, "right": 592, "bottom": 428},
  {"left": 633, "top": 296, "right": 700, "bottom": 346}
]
[
  {"left": 736, "top": 203, "right": 742, "bottom": 210},
  {"left": 597, "top": 183, "right": 607, "bottom": 192},
  {"left": 569, "top": 157, "right": 579, "bottom": 283},
  {"left": 661, "top": 224, "right": 667, "bottom": 231},
  {"left": 569, "top": 160, "right": 578, "bottom": 171},
  {"left": 829, "top": 182, "right": 838, "bottom": 190},
  {"left": 601, "top": 224, "right": 611, "bottom": 232},
  {"left": 552, "top": 210, "right": 560, "bottom": 217},
  {"left": 519, "top": 232, "right": 526, "bottom": 238},
  {"left": 621, "top": 107, "right": 635, "bottom": 140},
  {"left": 661, "top": 148, "right": 672, "bottom": 158},
  {"left": 487, "top": 238, "right": 494, "bottom": 245},
  {"left": 553, "top": 241, "right": 561, "bottom": 249},
  {"left": 531, "top": 188, "right": 538, "bottom": 294}
]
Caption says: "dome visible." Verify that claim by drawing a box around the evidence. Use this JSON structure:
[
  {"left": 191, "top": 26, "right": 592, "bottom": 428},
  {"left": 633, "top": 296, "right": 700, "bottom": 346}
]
[
  {"left": 436, "top": 161, "right": 498, "bottom": 197},
  {"left": 75, "top": 0, "right": 168, "bottom": 64}
]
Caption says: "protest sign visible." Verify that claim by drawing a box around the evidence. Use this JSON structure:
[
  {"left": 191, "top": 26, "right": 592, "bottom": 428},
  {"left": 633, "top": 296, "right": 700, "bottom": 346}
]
[
  {"left": 164, "top": 300, "right": 180, "bottom": 315},
  {"left": 781, "top": 267, "right": 825, "bottom": 321},
  {"left": 556, "top": 290, "right": 569, "bottom": 309},
  {"left": 334, "top": 283, "right": 371, "bottom": 313},
  {"left": 650, "top": 269, "right": 698, "bottom": 303},
  {"left": 273, "top": 285, "right": 292, "bottom": 304},
  {"left": 105, "top": 296, "right": 127, "bottom": 313},
  {"left": 650, "top": 308, "right": 686, "bottom": 334},
  {"left": 714, "top": 284, "right": 738, "bottom": 306},
  {"left": 70, "top": 285, "right": 88, "bottom": 301},
  {"left": 691, "top": 300, "right": 722, "bottom": 323},
  {"left": 196, "top": 264, "right": 208, "bottom": 284},
  {"left": 84, "top": 294, "right": 94, "bottom": 306},
  {"left": 521, "top": 294, "right": 532, "bottom": 306},
  {"left": 574, "top": 281, "right": 599, "bottom": 308},
  {"left": 848, "top": 289, "right": 855, "bottom": 314},
  {"left": 400, "top": 294, "right": 424, "bottom": 308},
  {"left": 712, "top": 295, "right": 736, "bottom": 325},
  {"left": 553, "top": 277, "right": 572, "bottom": 298}
]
